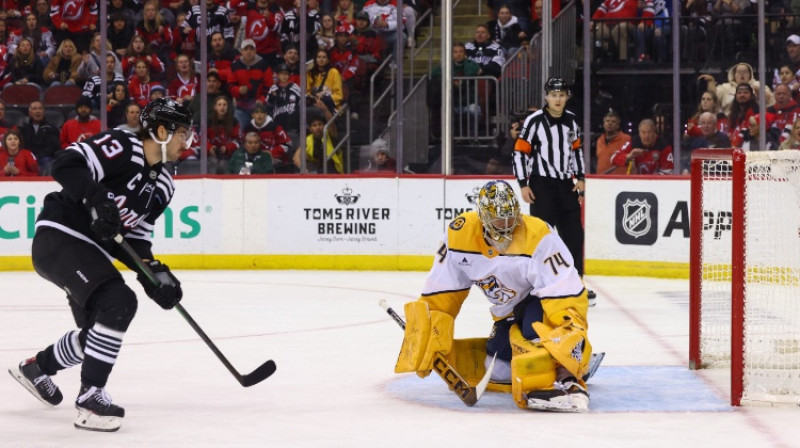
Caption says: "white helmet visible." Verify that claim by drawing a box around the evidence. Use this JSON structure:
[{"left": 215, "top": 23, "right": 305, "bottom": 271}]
[{"left": 477, "top": 180, "right": 520, "bottom": 250}]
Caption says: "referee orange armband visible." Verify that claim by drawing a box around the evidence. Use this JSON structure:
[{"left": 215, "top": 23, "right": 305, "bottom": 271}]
[{"left": 514, "top": 139, "right": 532, "bottom": 154}]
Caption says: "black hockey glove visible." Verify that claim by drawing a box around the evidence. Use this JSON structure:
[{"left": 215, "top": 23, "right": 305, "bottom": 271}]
[
  {"left": 137, "top": 260, "right": 183, "bottom": 310},
  {"left": 83, "top": 185, "right": 121, "bottom": 241}
]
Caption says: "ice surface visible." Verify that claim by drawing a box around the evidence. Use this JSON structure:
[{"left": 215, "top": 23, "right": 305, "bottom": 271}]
[{"left": 0, "top": 272, "right": 796, "bottom": 447}]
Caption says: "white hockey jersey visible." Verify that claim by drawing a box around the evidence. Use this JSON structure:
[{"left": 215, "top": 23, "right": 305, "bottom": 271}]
[{"left": 420, "top": 212, "right": 588, "bottom": 324}]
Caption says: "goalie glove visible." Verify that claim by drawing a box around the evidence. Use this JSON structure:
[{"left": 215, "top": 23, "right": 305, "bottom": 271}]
[
  {"left": 395, "top": 301, "right": 454, "bottom": 378},
  {"left": 137, "top": 260, "right": 183, "bottom": 310},
  {"left": 532, "top": 308, "right": 592, "bottom": 379}
]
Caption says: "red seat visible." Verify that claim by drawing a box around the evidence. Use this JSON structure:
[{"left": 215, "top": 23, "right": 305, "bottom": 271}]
[
  {"left": 1, "top": 84, "right": 42, "bottom": 108},
  {"left": 43, "top": 85, "right": 84, "bottom": 109}
]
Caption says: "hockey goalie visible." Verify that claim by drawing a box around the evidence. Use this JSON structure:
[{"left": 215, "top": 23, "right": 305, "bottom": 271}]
[{"left": 394, "top": 180, "right": 593, "bottom": 412}]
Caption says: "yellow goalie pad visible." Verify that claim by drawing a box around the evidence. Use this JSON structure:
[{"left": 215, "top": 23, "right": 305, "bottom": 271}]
[
  {"left": 395, "top": 301, "right": 454, "bottom": 374},
  {"left": 444, "top": 338, "right": 488, "bottom": 386},
  {"left": 532, "top": 308, "right": 592, "bottom": 379},
  {"left": 509, "top": 324, "right": 556, "bottom": 409}
]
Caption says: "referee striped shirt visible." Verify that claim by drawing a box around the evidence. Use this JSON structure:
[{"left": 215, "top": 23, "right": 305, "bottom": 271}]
[{"left": 512, "top": 108, "right": 585, "bottom": 187}]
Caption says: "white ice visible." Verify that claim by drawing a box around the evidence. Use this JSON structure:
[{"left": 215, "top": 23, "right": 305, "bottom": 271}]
[{"left": 0, "top": 271, "right": 797, "bottom": 447}]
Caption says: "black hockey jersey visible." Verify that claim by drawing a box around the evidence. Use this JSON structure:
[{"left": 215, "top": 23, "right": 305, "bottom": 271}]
[{"left": 36, "top": 129, "right": 175, "bottom": 260}]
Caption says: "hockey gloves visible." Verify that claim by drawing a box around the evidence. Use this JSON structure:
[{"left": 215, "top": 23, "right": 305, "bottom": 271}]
[
  {"left": 137, "top": 260, "right": 183, "bottom": 310},
  {"left": 83, "top": 185, "right": 121, "bottom": 241},
  {"left": 395, "top": 301, "right": 454, "bottom": 378}
]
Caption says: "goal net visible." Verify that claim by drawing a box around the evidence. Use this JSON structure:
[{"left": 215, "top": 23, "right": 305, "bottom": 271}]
[{"left": 689, "top": 149, "right": 800, "bottom": 406}]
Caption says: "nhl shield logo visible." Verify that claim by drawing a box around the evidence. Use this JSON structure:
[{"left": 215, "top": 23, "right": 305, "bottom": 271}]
[
  {"left": 622, "top": 199, "right": 651, "bottom": 238},
  {"left": 615, "top": 192, "right": 658, "bottom": 245}
]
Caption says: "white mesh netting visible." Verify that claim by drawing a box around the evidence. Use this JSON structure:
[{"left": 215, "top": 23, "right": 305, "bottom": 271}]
[{"left": 699, "top": 151, "right": 800, "bottom": 404}]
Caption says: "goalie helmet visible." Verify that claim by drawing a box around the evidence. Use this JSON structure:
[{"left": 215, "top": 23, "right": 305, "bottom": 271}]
[
  {"left": 477, "top": 180, "right": 520, "bottom": 250},
  {"left": 139, "top": 97, "right": 193, "bottom": 135}
]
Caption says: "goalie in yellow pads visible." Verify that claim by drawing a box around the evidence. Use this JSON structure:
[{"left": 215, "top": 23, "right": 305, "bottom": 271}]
[{"left": 395, "top": 180, "right": 592, "bottom": 412}]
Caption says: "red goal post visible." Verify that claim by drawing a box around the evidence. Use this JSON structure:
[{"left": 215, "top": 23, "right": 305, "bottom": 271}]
[{"left": 689, "top": 148, "right": 800, "bottom": 406}]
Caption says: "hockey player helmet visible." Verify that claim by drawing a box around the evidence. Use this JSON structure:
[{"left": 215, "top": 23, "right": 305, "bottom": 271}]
[
  {"left": 544, "top": 77, "right": 570, "bottom": 96},
  {"left": 140, "top": 97, "right": 193, "bottom": 135},
  {"left": 477, "top": 180, "right": 520, "bottom": 250}
]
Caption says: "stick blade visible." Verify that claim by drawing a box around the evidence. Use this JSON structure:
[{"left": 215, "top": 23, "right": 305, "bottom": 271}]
[{"left": 240, "top": 360, "right": 277, "bottom": 387}]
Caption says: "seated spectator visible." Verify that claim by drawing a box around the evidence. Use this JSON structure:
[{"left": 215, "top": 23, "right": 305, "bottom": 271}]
[
  {"left": 699, "top": 62, "right": 774, "bottom": 117},
  {"left": 634, "top": 0, "right": 670, "bottom": 63},
  {"left": 293, "top": 113, "right": 344, "bottom": 174},
  {"left": 7, "top": 12, "right": 56, "bottom": 66},
  {"left": 611, "top": 118, "right": 674, "bottom": 175},
  {"left": 429, "top": 43, "right": 482, "bottom": 135},
  {"left": 487, "top": 6, "right": 527, "bottom": 55},
  {"left": 279, "top": 0, "right": 321, "bottom": 55},
  {"left": 731, "top": 113, "right": 776, "bottom": 150},
  {"left": 136, "top": 0, "right": 175, "bottom": 65},
  {"left": 680, "top": 0, "right": 712, "bottom": 62},
  {"left": 82, "top": 54, "right": 126, "bottom": 109},
  {"left": 465, "top": 24, "right": 505, "bottom": 78},
  {"left": 181, "top": 0, "right": 235, "bottom": 54},
  {"left": 364, "top": 0, "right": 410, "bottom": 53},
  {"left": 168, "top": 54, "right": 199, "bottom": 107},
  {"left": 779, "top": 116, "right": 800, "bottom": 150},
  {"left": 263, "top": 63, "right": 301, "bottom": 149},
  {"left": 726, "top": 82, "right": 759, "bottom": 143},
  {"left": 5, "top": 37, "right": 45, "bottom": 89},
  {"left": 595, "top": 109, "right": 631, "bottom": 175},
  {"left": 77, "top": 32, "right": 122, "bottom": 84},
  {"left": 243, "top": 102, "right": 292, "bottom": 171},
  {"left": 1, "top": 129, "right": 39, "bottom": 177},
  {"left": 107, "top": 81, "right": 132, "bottom": 128},
  {"left": 591, "top": 0, "right": 653, "bottom": 62},
  {"left": 767, "top": 83, "right": 799, "bottom": 143},
  {"left": 0, "top": 100, "right": 14, "bottom": 137},
  {"left": 205, "top": 31, "right": 239, "bottom": 83},
  {"left": 172, "top": 11, "right": 197, "bottom": 59},
  {"left": 227, "top": 131, "right": 275, "bottom": 175},
  {"left": 115, "top": 102, "right": 141, "bottom": 133},
  {"left": 21, "top": 101, "right": 59, "bottom": 175},
  {"left": 489, "top": 0, "right": 533, "bottom": 34},
  {"left": 43, "top": 39, "right": 81, "bottom": 87},
  {"left": 60, "top": 97, "right": 101, "bottom": 149},
  {"left": 188, "top": 70, "right": 230, "bottom": 124},
  {"left": 108, "top": 12, "right": 135, "bottom": 60},
  {"left": 351, "top": 10, "right": 385, "bottom": 74},
  {"left": 710, "top": 0, "right": 751, "bottom": 57},
  {"left": 307, "top": 49, "right": 344, "bottom": 109},
  {"left": 364, "top": 137, "right": 396, "bottom": 172},
  {"left": 208, "top": 95, "right": 242, "bottom": 173},
  {"left": 685, "top": 90, "right": 728, "bottom": 139},
  {"left": 228, "top": 0, "right": 282, "bottom": 67},
  {"left": 230, "top": 38, "right": 271, "bottom": 129},
  {"left": 50, "top": 0, "right": 97, "bottom": 53},
  {"left": 684, "top": 111, "right": 731, "bottom": 173},
  {"left": 330, "top": 25, "right": 363, "bottom": 116},
  {"left": 334, "top": 0, "right": 356, "bottom": 28},
  {"left": 316, "top": 13, "right": 337, "bottom": 51},
  {"left": 772, "top": 36, "right": 800, "bottom": 98},
  {"left": 774, "top": 63, "right": 800, "bottom": 102},
  {"left": 128, "top": 60, "right": 160, "bottom": 107},
  {"left": 33, "top": 0, "right": 53, "bottom": 29},
  {"left": 149, "top": 84, "right": 166, "bottom": 102},
  {"left": 121, "top": 34, "right": 166, "bottom": 80}
]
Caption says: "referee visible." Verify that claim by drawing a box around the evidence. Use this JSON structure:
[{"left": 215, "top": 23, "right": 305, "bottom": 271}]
[{"left": 512, "top": 77, "right": 595, "bottom": 304}]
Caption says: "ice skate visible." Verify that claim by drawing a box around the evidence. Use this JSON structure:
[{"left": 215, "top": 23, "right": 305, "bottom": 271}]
[
  {"left": 74, "top": 384, "right": 125, "bottom": 432},
  {"left": 526, "top": 378, "right": 589, "bottom": 413},
  {"left": 8, "top": 357, "right": 63, "bottom": 407}
]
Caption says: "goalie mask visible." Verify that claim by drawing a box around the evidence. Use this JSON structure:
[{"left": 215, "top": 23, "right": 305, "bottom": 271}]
[{"left": 477, "top": 180, "right": 520, "bottom": 251}]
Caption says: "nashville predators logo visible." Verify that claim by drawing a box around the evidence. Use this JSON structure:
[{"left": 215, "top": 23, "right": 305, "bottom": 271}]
[{"left": 475, "top": 275, "right": 516, "bottom": 304}]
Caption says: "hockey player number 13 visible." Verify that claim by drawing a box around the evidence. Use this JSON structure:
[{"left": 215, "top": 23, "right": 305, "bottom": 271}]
[
  {"left": 543, "top": 252, "right": 570, "bottom": 275},
  {"left": 95, "top": 134, "right": 125, "bottom": 159}
]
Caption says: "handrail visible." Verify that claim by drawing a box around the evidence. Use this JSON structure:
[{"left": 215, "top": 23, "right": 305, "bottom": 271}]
[
  {"left": 369, "top": 55, "right": 396, "bottom": 142},
  {"left": 322, "top": 104, "right": 351, "bottom": 174}
]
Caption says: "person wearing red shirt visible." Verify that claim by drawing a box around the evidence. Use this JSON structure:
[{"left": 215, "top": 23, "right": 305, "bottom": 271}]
[
  {"left": 50, "top": 0, "right": 97, "bottom": 53},
  {"left": 128, "top": 60, "right": 160, "bottom": 108},
  {"left": 60, "top": 97, "right": 102, "bottom": 149},
  {"left": 229, "top": 38, "right": 270, "bottom": 129},
  {"left": 167, "top": 54, "right": 199, "bottom": 107},
  {"left": 1, "top": 129, "right": 39, "bottom": 177},
  {"left": 591, "top": 0, "right": 654, "bottom": 62},
  {"left": 229, "top": 0, "right": 283, "bottom": 68},
  {"left": 242, "top": 103, "right": 292, "bottom": 171},
  {"left": 207, "top": 96, "right": 242, "bottom": 173},
  {"left": 611, "top": 118, "right": 674, "bottom": 175}
]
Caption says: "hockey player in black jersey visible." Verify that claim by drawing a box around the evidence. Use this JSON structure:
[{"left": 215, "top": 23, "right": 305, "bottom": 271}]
[{"left": 8, "top": 98, "right": 193, "bottom": 432}]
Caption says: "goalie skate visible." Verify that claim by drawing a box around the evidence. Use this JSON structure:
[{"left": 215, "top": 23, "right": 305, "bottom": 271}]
[
  {"left": 526, "top": 380, "right": 589, "bottom": 413},
  {"left": 74, "top": 385, "right": 125, "bottom": 432}
]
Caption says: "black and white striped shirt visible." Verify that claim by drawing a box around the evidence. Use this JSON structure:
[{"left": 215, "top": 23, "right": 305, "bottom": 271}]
[{"left": 512, "top": 108, "right": 585, "bottom": 187}]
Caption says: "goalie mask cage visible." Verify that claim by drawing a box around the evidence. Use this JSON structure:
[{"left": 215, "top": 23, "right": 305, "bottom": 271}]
[{"left": 690, "top": 149, "right": 800, "bottom": 406}]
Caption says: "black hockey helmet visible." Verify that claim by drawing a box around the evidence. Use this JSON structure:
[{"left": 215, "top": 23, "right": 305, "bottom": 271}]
[
  {"left": 140, "top": 97, "right": 193, "bottom": 135},
  {"left": 544, "top": 77, "right": 570, "bottom": 96}
]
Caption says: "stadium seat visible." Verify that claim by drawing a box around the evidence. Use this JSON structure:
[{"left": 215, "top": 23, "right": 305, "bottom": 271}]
[
  {"left": 1, "top": 84, "right": 42, "bottom": 108},
  {"left": 44, "top": 109, "right": 65, "bottom": 129},
  {"left": 43, "top": 85, "right": 83, "bottom": 110},
  {"left": 4, "top": 109, "right": 26, "bottom": 128}
]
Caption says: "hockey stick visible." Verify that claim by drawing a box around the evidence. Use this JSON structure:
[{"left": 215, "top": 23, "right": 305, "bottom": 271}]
[
  {"left": 582, "top": 352, "right": 605, "bottom": 382},
  {"left": 379, "top": 300, "right": 495, "bottom": 407},
  {"left": 113, "top": 235, "right": 276, "bottom": 387}
]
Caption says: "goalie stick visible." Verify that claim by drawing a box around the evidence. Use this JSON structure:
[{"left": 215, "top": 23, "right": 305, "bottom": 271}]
[
  {"left": 114, "top": 235, "right": 276, "bottom": 387},
  {"left": 379, "top": 300, "right": 495, "bottom": 407}
]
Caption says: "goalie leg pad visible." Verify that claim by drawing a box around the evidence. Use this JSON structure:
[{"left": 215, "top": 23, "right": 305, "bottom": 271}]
[
  {"left": 508, "top": 324, "right": 557, "bottom": 409},
  {"left": 443, "top": 338, "right": 488, "bottom": 385},
  {"left": 395, "top": 301, "right": 454, "bottom": 375}
]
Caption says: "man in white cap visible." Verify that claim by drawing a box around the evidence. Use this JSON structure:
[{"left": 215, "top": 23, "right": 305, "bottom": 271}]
[
  {"left": 773, "top": 34, "right": 800, "bottom": 88},
  {"left": 230, "top": 38, "right": 269, "bottom": 129}
]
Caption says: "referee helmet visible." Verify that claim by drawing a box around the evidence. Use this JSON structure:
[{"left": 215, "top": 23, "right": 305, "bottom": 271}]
[{"left": 544, "top": 77, "right": 571, "bottom": 96}]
